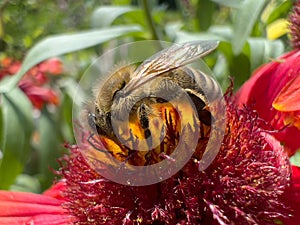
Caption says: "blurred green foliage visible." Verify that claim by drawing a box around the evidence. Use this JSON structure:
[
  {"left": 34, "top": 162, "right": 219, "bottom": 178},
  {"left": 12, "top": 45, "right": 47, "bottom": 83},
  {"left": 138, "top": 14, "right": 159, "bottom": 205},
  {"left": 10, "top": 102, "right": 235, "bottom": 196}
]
[
  {"left": 0, "top": 0, "right": 101, "bottom": 57},
  {"left": 0, "top": 0, "right": 294, "bottom": 192}
]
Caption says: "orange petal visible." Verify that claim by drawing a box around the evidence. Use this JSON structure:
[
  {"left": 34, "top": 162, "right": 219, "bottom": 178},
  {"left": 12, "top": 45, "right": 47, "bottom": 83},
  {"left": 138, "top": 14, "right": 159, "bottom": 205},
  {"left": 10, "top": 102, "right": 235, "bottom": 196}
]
[
  {"left": 284, "top": 112, "right": 300, "bottom": 129},
  {"left": 273, "top": 74, "right": 300, "bottom": 112}
]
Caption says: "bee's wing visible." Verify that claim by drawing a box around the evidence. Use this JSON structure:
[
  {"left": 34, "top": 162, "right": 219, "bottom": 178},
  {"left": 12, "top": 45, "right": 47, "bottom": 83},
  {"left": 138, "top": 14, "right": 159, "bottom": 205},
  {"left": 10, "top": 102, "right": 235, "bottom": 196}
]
[{"left": 123, "top": 40, "right": 219, "bottom": 94}]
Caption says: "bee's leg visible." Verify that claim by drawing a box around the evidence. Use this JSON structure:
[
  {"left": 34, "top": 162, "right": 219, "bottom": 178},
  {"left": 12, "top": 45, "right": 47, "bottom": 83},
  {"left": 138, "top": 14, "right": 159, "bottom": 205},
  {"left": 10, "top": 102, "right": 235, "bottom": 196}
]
[{"left": 137, "top": 103, "right": 153, "bottom": 149}]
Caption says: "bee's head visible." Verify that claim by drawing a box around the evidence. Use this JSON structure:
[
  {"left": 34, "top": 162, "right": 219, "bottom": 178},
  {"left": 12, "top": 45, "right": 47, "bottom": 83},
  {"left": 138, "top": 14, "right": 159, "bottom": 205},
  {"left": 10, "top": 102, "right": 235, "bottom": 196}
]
[{"left": 87, "top": 107, "right": 113, "bottom": 138}]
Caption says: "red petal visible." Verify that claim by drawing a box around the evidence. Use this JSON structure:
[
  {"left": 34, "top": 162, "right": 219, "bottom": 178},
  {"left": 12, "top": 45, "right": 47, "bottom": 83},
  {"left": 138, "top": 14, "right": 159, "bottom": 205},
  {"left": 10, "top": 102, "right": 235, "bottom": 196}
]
[
  {"left": 0, "top": 214, "right": 70, "bottom": 225},
  {"left": 43, "top": 181, "right": 67, "bottom": 200},
  {"left": 273, "top": 74, "right": 300, "bottom": 112},
  {"left": 39, "top": 58, "right": 63, "bottom": 75},
  {"left": 0, "top": 190, "right": 72, "bottom": 224},
  {"left": 0, "top": 191, "right": 73, "bottom": 224},
  {"left": 291, "top": 165, "right": 300, "bottom": 186},
  {"left": 33, "top": 72, "right": 49, "bottom": 86},
  {"left": 0, "top": 191, "right": 63, "bottom": 206},
  {"left": 236, "top": 50, "right": 300, "bottom": 155},
  {"left": 0, "top": 201, "right": 66, "bottom": 217},
  {"left": 19, "top": 80, "right": 60, "bottom": 109}
]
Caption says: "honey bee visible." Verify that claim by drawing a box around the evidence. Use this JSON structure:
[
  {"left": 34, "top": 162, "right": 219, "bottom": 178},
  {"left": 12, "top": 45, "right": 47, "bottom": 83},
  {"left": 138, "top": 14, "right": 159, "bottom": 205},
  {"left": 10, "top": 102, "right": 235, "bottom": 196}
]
[{"left": 86, "top": 41, "right": 221, "bottom": 150}]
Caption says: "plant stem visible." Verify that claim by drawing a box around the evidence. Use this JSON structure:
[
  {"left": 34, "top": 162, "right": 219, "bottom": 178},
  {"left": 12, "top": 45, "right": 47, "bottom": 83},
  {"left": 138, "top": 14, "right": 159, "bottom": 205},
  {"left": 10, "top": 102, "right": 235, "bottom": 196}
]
[{"left": 141, "top": 0, "right": 160, "bottom": 40}]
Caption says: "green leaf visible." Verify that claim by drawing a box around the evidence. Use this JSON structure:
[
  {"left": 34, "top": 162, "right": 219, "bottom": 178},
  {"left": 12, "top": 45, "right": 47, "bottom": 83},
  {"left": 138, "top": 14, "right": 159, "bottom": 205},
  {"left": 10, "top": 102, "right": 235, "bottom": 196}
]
[
  {"left": 56, "top": 82, "right": 76, "bottom": 143},
  {"left": 10, "top": 174, "right": 41, "bottom": 193},
  {"left": 0, "top": 25, "right": 142, "bottom": 93},
  {"left": 0, "top": 88, "right": 33, "bottom": 189},
  {"left": 248, "top": 38, "right": 284, "bottom": 71},
  {"left": 165, "top": 22, "right": 183, "bottom": 41},
  {"left": 60, "top": 77, "right": 87, "bottom": 106},
  {"left": 196, "top": 0, "right": 216, "bottom": 31},
  {"left": 268, "top": 39, "right": 284, "bottom": 58},
  {"left": 218, "top": 41, "right": 251, "bottom": 89},
  {"left": 91, "top": 6, "right": 137, "bottom": 28},
  {"left": 248, "top": 39, "right": 266, "bottom": 70},
  {"left": 232, "top": 0, "right": 266, "bottom": 55},
  {"left": 266, "top": 1, "right": 292, "bottom": 25},
  {"left": 175, "top": 31, "right": 224, "bottom": 43},
  {"left": 209, "top": 25, "right": 233, "bottom": 41},
  {"left": 230, "top": 52, "right": 251, "bottom": 88},
  {"left": 112, "top": 0, "right": 132, "bottom": 5},
  {"left": 210, "top": 0, "right": 243, "bottom": 8},
  {"left": 34, "top": 110, "right": 63, "bottom": 189},
  {"left": 60, "top": 93, "right": 75, "bottom": 143},
  {"left": 290, "top": 150, "right": 300, "bottom": 167}
]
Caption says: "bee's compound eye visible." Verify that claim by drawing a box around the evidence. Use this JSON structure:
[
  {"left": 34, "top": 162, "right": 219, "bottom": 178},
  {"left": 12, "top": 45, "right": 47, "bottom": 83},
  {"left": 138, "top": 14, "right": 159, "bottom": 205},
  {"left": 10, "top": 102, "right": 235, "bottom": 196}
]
[{"left": 87, "top": 112, "right": 98, "bottom": 132}]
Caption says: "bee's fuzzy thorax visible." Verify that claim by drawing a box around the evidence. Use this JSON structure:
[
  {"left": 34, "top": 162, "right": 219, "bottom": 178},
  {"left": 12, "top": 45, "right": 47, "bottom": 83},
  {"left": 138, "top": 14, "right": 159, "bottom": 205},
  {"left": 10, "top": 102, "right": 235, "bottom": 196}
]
[
  {"left": 92, "top": 64, "right": 135, "bottom": 111},
  {"left": 91, "top": 62, "right": 135, "bottom": 98}
]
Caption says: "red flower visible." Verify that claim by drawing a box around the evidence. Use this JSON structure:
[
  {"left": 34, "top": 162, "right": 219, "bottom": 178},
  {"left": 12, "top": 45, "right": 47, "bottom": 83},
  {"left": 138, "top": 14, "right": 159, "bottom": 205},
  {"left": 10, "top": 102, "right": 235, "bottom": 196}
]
[
  {"left": 39, "top": 58, "right": 63, "bottom": 75},
  {"left": 0, "top": 182, "right": 73, "bottom": 225},
  {"left": 0, "top": 57, "right": 62, "bottom": 109},
  {"left": 0, "top": 95, "right": 296, "bottom": 224},
  {"left": 57, "top": 96, "right": 292, "bottom": 225},
  {"left": 0, "top": 57, "right": 21, "bottom": 79},
  {"left": 236, "top": 1, "right": 300, "bottom": 156},
  {"left": 19, "top": 79, "right": 60, "bottom": 109},
  {"left": 236, "top": 50, "right": 300, "bottom": 155}
]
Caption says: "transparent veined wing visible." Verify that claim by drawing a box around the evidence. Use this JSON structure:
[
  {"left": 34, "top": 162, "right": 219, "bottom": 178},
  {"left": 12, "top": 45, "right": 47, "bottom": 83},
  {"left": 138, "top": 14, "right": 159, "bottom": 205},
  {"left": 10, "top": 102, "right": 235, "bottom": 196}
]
[{"left": 123, "top": 40, "right": 219, "bottom": 94}]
